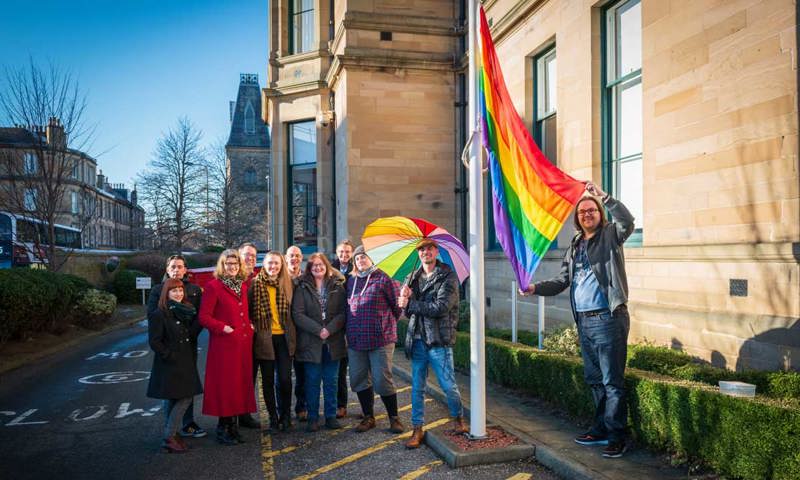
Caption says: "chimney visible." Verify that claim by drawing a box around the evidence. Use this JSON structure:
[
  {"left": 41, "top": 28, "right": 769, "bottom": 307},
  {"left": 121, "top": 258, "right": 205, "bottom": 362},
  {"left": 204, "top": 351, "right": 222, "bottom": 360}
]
[
  {"left": 46, "top": 117, "right": 67, "bottom": 148},
  {"left": 131, "top": 184, "right": 138, "bottom": 205},
  {"left": 97, "top": 169, "right": 105, "bottom": 189}
]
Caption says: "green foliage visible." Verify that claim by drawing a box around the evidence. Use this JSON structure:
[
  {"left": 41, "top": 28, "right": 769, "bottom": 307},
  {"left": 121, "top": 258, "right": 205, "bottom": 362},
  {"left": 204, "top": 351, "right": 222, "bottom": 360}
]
[
  {"left": 184, "top": 253, "right": 220, "bottom": 269},
  {"left": 202, "top": 245, "right": 225, "bottom": 253},
  {"left": 0, "top": 268, "right": 92, "bottom": 341},
  {"left": 457, "top": 299, "right": 470, "bottom": 332},
  {"left": 112, "top": 269, "right": 149, "bottom": 304},
  {"left": 73, "top": 289, "right": 117, "bottom": 329},
  {"left": 542, "top": 325, "right": 581, "bottom": 356},
  {"left": 124, "top": 253, "right": 167, "bottom": 284}
]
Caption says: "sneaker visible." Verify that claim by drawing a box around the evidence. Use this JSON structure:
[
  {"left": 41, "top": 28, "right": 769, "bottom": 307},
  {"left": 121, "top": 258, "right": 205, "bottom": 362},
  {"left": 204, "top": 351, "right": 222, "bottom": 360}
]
[
  {"left": 325, "top": 417, "right": 342, "bottom": 430},
  {"left": 602, "top": 441, "right": 627, "bottom": 458},
  {"left": 574, "top": 433, "right": 608, "bottom": 446},
  {"left": 180, "top": 422, "right": 208, "bottom": 438}
]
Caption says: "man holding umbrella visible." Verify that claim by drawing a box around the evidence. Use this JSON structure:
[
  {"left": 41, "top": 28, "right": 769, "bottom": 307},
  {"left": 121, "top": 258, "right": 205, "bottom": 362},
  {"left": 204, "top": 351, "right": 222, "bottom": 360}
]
[{"left": 398, "top": 238, "right": 467, "bottom": 449}]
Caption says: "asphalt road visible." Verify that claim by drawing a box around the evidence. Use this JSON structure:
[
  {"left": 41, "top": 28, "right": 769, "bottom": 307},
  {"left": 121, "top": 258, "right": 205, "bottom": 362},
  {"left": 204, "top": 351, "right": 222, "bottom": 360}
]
[{"left": 0, "top": 321, "right": 558, "bottom": 480}]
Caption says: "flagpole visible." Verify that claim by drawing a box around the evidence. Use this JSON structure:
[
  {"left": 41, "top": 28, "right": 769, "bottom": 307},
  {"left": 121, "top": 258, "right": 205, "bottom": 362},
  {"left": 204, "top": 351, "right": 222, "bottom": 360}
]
[{"left": 467, "top": 0, "right": 487, "bottom": 439}]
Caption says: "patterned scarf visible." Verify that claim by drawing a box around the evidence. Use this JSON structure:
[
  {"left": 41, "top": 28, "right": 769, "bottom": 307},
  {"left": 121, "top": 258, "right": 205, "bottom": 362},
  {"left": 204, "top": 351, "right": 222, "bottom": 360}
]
[
  {"left": 252, "top": 272, "right": 290, "bottom": 333},
  {"left": 220, "top": 276, "right": 243, "bottom": 297}
]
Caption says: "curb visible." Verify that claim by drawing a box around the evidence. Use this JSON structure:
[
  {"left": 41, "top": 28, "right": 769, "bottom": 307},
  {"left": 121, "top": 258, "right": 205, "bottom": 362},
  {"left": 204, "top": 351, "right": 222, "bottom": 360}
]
[
  {"left": 392, "top": 361, "right": 597, "bottom": 479},
  {"left": 0, "top": 315, "right": 146, "bottom": 376},
  {"left": 425, "top": 429, "right": 535, "bottom": 468}
]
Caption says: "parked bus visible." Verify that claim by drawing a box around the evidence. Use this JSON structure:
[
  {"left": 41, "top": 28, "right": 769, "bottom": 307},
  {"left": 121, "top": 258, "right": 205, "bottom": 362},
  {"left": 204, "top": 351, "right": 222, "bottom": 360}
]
[{"left": 0, "top": 211, "right": 82, "bottom": 267}]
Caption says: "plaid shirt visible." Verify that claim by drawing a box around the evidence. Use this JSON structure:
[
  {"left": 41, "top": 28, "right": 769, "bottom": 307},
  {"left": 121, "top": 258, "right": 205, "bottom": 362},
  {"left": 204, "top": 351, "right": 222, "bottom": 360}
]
[{"left": 345, "top": 268, "right": 401, "bottom": 351}]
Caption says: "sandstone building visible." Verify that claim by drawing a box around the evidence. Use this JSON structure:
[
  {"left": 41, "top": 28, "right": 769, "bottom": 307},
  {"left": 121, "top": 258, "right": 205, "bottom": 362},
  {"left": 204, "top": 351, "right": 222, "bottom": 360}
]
[{"left": 264, "top": 0, "right": 799, "bottom": 371}]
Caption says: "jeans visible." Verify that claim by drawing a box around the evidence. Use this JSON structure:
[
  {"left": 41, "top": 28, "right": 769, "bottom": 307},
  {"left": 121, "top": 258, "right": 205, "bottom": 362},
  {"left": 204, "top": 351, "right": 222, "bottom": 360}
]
[
  {"left": 254, "top": 334, "right": 293, "bottom": 420},
  {"left": 163, "top": 397, "right": 192, "bottom": 439},
  {"left": 303, "top": 346, "right": 340, "bottom": 422},
  {"left": 578, "top": 306, "right": 630, "bottom": 443},
  {"left": 410, "top": 339, "right": 463, "bottom": 427},
  {"left": 163, "top": 398, "right": 194, "bottom": 430}
]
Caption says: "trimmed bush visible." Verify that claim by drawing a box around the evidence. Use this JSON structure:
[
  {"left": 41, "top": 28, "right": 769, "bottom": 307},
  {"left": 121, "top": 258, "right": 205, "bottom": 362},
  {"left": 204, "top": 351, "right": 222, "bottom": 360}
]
[
  {"left": 184, "top": 253, "right": 220, "bottom": 269},
  {"left": 0, "top": 269, "right": 91, "bottom": 341},
  {"left": 112, "top": 269, "right": 149, "bottom": 304},
  {"left": 73, "top": 289, "right": 117, "bottom": 329}
]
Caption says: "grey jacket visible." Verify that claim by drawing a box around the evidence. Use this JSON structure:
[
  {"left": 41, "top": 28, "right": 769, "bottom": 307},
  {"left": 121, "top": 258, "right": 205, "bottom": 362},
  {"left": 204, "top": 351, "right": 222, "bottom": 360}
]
[
  {"left": 533, "top": 196, "right": 634, "bottom": 322},
  {"left": 403, "top": 261, "right": 460, "bottom": 349},
  {"left": 291, "top": 274, "right": 347, "bottom": 363}
]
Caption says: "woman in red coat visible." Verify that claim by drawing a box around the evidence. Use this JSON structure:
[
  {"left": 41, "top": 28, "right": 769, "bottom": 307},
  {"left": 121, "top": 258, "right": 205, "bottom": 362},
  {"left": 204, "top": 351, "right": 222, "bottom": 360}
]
[{"left": 199, "top": 249, "right": 256, "bottom": 446}]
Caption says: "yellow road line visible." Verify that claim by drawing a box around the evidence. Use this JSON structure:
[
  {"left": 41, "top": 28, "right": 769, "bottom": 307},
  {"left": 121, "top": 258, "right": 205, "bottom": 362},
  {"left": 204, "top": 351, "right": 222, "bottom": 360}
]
[
  {"left": 293, "top": 417, "right": 451, "bottom": 480},
  {"left": 269, "top": 399, "right": 433, "bottom": 460},
  {"left": 257, "top": 376, "right": 275, "bottom": 480},
  {"left": 505, "top": 474, "right": 532, "bottom": 480},
  {"left": 397, "top": 460, "right": 443, "bottom": 480}
]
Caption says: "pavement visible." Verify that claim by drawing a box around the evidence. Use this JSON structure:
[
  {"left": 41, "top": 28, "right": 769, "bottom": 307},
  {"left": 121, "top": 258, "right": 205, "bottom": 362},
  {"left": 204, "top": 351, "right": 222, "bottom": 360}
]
[{"left": 392, "top": 350, "right": 695, "bottom": 480}]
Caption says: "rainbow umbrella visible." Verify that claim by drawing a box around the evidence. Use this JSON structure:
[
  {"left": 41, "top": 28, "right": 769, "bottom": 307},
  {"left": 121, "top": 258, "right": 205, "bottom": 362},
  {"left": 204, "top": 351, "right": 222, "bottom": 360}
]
[{"left": 361, "top": 216, "right": 469, "bottom": 284}]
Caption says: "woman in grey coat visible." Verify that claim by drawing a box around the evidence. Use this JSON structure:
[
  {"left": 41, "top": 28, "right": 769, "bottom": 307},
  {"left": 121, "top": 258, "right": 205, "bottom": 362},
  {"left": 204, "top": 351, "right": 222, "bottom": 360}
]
[{"left": 291, "top": 253, "right": 347, "bottom": 432}]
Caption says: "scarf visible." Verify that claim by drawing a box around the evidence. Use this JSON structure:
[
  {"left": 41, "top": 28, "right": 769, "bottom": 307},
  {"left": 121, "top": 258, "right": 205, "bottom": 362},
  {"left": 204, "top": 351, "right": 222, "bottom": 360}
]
[
  {"left": 168, "top": 300, "right": 196, "bottom": 323},
  {"left": 356, "top": 265, "right": 377, "bottom": 278},
  {"left": 252, "top": 272, "right": 290, "bottom": 333},
  {"left": 220, "top": 276, "right": 243, "bottom": 297}
]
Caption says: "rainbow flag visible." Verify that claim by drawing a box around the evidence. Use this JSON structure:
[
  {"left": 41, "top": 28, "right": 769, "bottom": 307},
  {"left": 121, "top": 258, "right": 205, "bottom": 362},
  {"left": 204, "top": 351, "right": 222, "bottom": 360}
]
[{"left": 478, "top": 7, "right": 586, "bottom": 287}]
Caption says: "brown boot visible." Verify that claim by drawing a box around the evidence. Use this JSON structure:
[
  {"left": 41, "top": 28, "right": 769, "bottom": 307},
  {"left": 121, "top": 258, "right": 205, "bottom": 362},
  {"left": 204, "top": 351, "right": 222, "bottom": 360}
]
[
  {"left": 450, "top": 416, "right": 468, "bottom": 434},
  {"left": 388, "top": 416, "right": 405, "bottom": 434},
  {"left": 162, "top": 435, "right": 188, "bottom": 453},
  {"left": 355, "top": 415, "right": 376, "bottom": 433},
  {"left": 405, "top": 427, "right": 424, "bottom": 449}
]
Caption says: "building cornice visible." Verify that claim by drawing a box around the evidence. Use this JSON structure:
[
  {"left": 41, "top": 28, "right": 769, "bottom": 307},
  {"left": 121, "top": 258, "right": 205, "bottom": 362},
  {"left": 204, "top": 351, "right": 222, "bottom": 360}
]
[
  {"left": 263, "top": 80, "right": 329, "bottom": 98},
  {"left": 342, "top": 10, "right": 463, "bottom": 37},
  {"left": 483, "top": 0, "right": 548, "bottom": 44},
  {"left": 271, "top": 49, "right": 332, "bottom": 68}
]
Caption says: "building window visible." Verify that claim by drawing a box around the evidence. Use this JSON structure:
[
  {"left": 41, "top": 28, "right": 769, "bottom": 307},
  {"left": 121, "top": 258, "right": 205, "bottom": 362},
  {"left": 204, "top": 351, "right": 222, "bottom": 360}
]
[
  {"left": 24, "top": 188, "right": 37, "bottom": 211},
  {"left": 603, "top": 0, "right": 642, "bottom": 243},
  {"left": 244, "top": 102, "right": 255, "bottom": 134},
  {"left": 534, "top": 47, "right": 557, "bottom": 166},
  {"left": 23, "top": 152, "right": 37, "bottom": 174},
  {"left": 244, "top": 167, "right": 257, "bottom": 186},
  {"left": 288, "top": 120, "right": 317, "bottom": 250},
  {"left": 72, "top": 161, "right": 80, "bottom": 180},
  {"left": 290, "top": 0, "right": 315, "bottom": 54},
  {"left": 71, "top": 192, "right": 79, "bottom": 214}
]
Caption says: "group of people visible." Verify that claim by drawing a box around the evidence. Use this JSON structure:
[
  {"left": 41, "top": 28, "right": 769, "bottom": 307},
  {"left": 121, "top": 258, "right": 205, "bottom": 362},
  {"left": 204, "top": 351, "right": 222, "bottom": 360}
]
[{"left": 145, "top": 238, "right": 468, "bottom": 453}]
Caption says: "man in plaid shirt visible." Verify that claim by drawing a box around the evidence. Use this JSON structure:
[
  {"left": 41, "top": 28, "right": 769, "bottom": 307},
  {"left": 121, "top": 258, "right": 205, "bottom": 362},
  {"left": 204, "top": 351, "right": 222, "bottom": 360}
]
[{"left": 345, "top": 245, "right": 404, "bottom": 434}]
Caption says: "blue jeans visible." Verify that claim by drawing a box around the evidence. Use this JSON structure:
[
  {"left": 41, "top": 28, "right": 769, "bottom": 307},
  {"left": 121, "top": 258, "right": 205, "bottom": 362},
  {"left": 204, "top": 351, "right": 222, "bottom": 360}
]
[
  {"left": 303, "top": 346, "right": 340, "bottom": 422},
  {"left": 163, "top": 398, "right": 194, "bottom": 430},
  {"left": 578, "top": 306, "right": 630, "bottom": 443},
  {"left": 411, "top": 339, "right": 463, "bottom": 427}
]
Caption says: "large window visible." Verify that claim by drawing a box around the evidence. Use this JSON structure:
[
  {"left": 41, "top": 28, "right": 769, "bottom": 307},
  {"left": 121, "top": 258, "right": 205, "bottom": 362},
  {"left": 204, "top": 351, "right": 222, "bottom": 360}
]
[
  {"left": 603, "top": 0, "right": 642, "bottom": 243},
  {"left": 23, "top": 188, "right": 37, "bottom": 211},
  {"left": 23, "top": 152, "right": 37, "bottom": 174},
  {"left": 290, "top": 0, "right": 315, "bottom": 54},
  {"left": 534, "top": 47, "right": 557, "bottom": 166},
  {"left": 71, "top": 191, "right": 79, "bottom": 214},
  {"left": 288, "top": 120, "right": 317, "bottom": 249}
]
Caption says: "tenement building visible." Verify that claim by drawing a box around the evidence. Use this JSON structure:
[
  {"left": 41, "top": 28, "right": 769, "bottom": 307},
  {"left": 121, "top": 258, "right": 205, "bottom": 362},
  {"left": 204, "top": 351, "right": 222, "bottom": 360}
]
[
  {"left": 264, "top": 0, "right": 799, "bottom": 371},
  {"left": 0, "top": 119, "right": 145, "bottom": 251}
]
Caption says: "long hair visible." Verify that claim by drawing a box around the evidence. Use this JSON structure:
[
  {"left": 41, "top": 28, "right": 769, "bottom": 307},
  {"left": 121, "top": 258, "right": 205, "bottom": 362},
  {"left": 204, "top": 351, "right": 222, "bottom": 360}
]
[
  {"left": 213, "top": 249, "right": 247, "bottom": 280},
  {"left": 158, "top": 278, "right": 191, "bottom": 311},
  {"left": 261, "top": 250, "right": 294, "bottom": 303},
  {"left": 302, "top": 252, "right": 342, "bottom": 282},
  {"left": 572, "top": 196, "right": 608, "bottom": 233}
]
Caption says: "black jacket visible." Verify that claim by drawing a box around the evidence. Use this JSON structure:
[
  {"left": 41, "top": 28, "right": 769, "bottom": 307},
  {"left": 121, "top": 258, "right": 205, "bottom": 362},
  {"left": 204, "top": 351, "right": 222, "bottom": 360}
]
[
  {"left": 403, "top": 261, "right": 460, "bottom": 349},
  {"left": 146, "top": 305, "right": 203, "bottom": 400},
  {"left": 292, "top": 274, "right": 347, "bottom": 363},
  {"left": 331, "top": 257, "right": 354, "bottom": 276}
]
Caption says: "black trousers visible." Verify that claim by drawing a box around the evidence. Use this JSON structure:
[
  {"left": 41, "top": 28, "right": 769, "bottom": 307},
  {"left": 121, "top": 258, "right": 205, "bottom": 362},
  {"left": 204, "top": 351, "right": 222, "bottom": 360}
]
[
  {"left": 337, "top": 356, "right": 348, "bottom": 408},
  {"left": 254, "top": 334, "right": 292, "bottom": 420}
]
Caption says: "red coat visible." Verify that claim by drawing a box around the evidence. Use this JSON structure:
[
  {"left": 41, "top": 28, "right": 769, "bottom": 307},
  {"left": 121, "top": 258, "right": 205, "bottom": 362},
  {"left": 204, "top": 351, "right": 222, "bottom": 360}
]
[{"left": 199, "top": 278, "right": 256, "bottom": 417}]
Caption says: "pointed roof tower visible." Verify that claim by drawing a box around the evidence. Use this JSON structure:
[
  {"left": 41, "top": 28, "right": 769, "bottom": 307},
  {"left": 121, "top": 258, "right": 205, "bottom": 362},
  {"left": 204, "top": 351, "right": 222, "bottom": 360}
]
[{"left": 227, "top": 73, "right": 270, "bottom": 148}]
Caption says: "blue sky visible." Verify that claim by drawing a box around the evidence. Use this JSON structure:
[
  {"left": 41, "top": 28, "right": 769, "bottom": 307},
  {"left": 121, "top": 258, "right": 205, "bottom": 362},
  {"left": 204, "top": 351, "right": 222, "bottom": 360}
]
[{"left": 0, "top": 0, "right": 268, "bottom": 186}]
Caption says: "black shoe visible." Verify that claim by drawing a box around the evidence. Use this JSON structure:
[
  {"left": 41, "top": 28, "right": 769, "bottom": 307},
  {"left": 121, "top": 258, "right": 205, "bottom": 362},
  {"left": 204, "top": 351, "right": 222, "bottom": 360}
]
[
  {"left": 574, "top": 433, "right": 609, "bottom": 446},
  {"left": 602, "top": 441, "right": 627, "bottom": 458},
  {"left": 324, "top": 417, "right": 342, "bottom": 430},
  {"left": 179, "top": 422, "right": 208, "bottom": 438},
  {"left": 278, "top": 416, "right": 292, "bottom": 432},
  {"left": 230, "top": 423, "right": 245, "bottom": 444},
  {"left": 269, "top": 417, "right": 280, "bottom": 432},
  {"left": 238, "top": 414, "right": 260, "bottom": 429},
  {"left": 216, "top": 426, "right": 238, "bottom": 446}
]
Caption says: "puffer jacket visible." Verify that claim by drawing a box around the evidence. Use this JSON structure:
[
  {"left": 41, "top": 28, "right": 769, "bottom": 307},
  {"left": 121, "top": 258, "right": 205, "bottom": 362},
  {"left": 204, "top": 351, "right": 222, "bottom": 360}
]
[
  {"left": 292, "top": 274, "right": 347, "bottom": 363},
  {"left": 403, "top": 261, "right": 459, "bottom": 350}
]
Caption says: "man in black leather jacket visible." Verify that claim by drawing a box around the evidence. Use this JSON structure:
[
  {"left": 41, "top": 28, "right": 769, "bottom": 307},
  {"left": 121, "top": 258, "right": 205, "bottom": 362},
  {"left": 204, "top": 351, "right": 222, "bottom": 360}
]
[{"left": 398, "top": 238, "right": 466, "bottom": 448}]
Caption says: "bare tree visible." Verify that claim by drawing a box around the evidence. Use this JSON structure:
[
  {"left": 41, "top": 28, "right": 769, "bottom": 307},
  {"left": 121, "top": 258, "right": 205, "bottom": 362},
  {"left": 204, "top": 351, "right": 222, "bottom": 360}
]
[
  {"left": 0, "top": 60, "right": 98, "bottom": 270},
  {"left": 204, "top": 140, "right": 253, "bottom": 248},
  {"left": 136, "top": 117, "right": 205, "bottom": 251}
]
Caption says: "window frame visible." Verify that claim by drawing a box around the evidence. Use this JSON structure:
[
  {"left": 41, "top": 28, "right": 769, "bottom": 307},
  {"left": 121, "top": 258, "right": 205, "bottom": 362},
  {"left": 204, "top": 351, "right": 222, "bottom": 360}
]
[
  {"left": 289, "top": 0, "right": 315, "bottom": 55},
  {"left": 23, "top": 152, "right": 37, "bottom": 174},
  {"left": 287, "top": 120, "right": 318, "bottom": 250},
  {"left": 602, "top": 0, "right": 643, "bottom": 246}
]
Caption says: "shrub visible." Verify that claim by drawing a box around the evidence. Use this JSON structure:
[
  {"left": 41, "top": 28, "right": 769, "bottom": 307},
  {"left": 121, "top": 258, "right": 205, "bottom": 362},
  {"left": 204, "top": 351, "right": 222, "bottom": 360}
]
[
  {"left": 73, "top": 289, "right": 117, "bottom": 329},
  {"left": 542, "top": 325, "right": 581, "bottom": 356},
  {"left": 124, "top": 252, "right": 167, "bottom": 284},
  {"left": 457, "top": 300, "right": 470, "bottom": 332},
  {"left": 112, "top": 269, "right": 150, "bottom": 304},
  {"left": 184, "top": 252, "right": 220, "bottom": 269}
]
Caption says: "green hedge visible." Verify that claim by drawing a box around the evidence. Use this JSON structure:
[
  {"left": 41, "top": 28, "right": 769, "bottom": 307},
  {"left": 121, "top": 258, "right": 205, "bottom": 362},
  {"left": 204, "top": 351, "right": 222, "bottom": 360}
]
[
  {"left": 0, "top": 269, "right": 92, "bottom": 341},
  {"left": 112, "top": 269, "right": 149, "bottom": 304},
  {"left": 397, "top": 321, "right": 800, "bottom": 479},
  {"left": 73, "top": 289, "right": 117, "bottom": 329}
]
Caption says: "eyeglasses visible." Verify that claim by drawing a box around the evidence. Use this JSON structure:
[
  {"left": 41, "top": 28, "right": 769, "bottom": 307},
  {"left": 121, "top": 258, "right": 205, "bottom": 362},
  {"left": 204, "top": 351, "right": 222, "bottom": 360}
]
[
  {"left": 577, "top": 208, "right": 599, "bottom": 217},
  {"left": 224, "top": 262, "right": 239, "bottom": 267}
]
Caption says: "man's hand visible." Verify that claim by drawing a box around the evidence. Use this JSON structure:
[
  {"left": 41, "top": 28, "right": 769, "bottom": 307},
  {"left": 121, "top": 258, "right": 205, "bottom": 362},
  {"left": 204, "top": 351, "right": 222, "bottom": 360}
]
[
  {"left": 519, "top": 284, "right": 536, "bottom": 297},
  {"left": 399, "top": 285, "right": 411, "bottom": 298},
  {"left": 398, "top": 295, "right": 408, "bottom": 308},
  {"left": 585, "top": 181, "right": 606, "bottom": 198}
]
